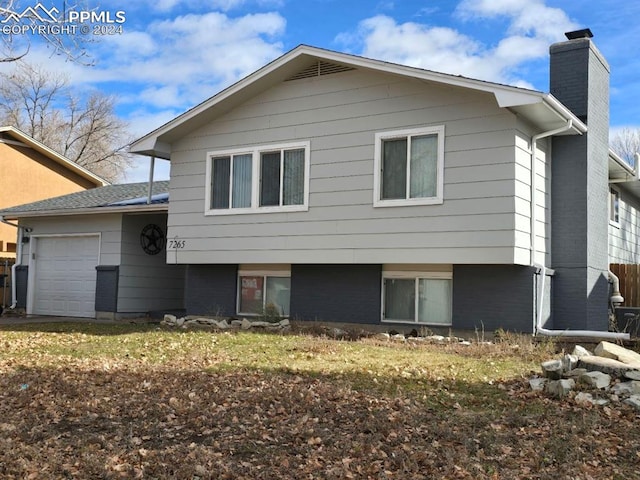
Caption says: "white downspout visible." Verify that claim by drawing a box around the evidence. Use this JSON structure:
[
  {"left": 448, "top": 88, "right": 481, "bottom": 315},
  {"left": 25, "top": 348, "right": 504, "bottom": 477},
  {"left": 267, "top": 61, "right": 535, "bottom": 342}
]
[
  {"left": 529, "top": 121, "right": 629, "bottom": 339},
  {"left": 147, "top": 156, "right": 155, "bottom": 205},
  {"left": 0, "top": 216, "right": 24, "bottom": 309}
]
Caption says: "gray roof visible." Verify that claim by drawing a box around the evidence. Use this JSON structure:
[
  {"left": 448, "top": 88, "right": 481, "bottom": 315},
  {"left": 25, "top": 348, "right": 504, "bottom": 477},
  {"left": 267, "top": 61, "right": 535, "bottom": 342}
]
[{"left": 0, "top": 181, "right": 169, "bottom": 217}]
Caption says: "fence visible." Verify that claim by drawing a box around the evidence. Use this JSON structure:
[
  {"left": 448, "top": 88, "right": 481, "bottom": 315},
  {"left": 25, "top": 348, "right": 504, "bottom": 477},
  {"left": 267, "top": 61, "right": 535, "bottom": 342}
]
[
  {"left": 610, "top": 264, "right": 640, "bottom": 307},
  {"left": 1, "top": 257, "right": 14, "bottom": 309}
]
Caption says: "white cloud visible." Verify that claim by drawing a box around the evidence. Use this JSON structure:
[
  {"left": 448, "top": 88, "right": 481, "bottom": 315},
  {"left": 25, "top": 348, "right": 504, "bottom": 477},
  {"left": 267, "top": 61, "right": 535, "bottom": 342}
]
[{"left": 338, "top": 0, "right": 579, "bottom": 87}]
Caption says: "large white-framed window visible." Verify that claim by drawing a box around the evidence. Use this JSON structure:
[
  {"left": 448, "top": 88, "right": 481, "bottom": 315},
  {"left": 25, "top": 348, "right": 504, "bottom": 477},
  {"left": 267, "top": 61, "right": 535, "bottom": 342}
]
[
  {"left": 373, "top": 125, "right": 445, "bottom": 207},
  {"left": 237, "top": 270, "right": 291, "bottom": 317},
  {"left": 205, "top": 141, "right": 310, "bottom": 215},
  {"left": 609, "top": 187, "right": 620, "bottom": 227},
  {"left": 381, "top": 272, "right": 452, "bottom": 325}
]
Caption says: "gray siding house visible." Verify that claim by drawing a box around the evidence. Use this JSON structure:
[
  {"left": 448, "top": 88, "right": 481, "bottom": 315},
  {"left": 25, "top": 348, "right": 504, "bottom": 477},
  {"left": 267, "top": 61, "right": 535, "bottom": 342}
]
[{"left": 130, "top": 30, "right": 623, "bottom": 334}]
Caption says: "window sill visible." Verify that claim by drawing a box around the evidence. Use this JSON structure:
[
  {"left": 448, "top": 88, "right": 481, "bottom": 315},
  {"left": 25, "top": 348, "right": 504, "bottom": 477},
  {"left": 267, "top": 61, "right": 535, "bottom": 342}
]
[
  {"left": 609, "top": 220, "right": 621, "bottom": 229},
  {"left": 382, "top": 319, "right": 451, "bottom": 327},
  {"left": 374, "top": 197, "right": 443, "bottom": 208},
  {"left": 205, "top": 205, "right": 309, "bottom": 216}
]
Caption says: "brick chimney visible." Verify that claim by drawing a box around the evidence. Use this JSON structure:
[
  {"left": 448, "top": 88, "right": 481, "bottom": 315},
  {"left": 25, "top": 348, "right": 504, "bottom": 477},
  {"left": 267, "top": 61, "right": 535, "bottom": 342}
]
[{"left": 549, "top": 29, "right": 611, "bottom": 331}]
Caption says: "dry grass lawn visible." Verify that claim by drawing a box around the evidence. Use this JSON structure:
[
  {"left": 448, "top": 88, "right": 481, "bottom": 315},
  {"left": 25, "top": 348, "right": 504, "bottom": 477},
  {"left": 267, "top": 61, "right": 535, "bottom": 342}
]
[{"left": 0, "top": 322, "right": 638, "bottom": 479}]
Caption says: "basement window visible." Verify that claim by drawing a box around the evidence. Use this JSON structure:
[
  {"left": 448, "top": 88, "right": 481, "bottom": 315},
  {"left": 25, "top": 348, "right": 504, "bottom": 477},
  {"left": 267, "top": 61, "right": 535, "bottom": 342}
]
[
  {"left": 382, "top": 272, "right": 452, "bottom": 325},
  {"left": 237, "top": 271, "right": 291, "bottom": 317}
]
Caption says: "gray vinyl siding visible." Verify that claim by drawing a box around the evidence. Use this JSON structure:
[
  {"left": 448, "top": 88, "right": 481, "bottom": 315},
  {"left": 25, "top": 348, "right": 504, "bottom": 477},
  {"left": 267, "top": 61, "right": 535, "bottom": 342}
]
[
  {"left": 167, "top": 69, "right": 526, "bottom": 265},
  {"left": 19, "top": 214, "right": 123, "bottom": 265},
  {"left": 118, "top": 213, "right": 185, "bottom": 313},
  {"left": 609, "top": 185, "right": 640, "bottom": 264},
  {"left": 19, "top": 213, "right": 185, "bottom": 316},
  {"left": 513, "top": 121, "right": 552, "bottom": 266}
]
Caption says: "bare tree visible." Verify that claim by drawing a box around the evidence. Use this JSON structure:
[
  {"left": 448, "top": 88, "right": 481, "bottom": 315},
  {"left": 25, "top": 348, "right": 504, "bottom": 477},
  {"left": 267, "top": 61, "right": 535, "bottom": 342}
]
[
  {"left": 0, "top": 0, "right": 95, "bottom": 64},
  {"left": 611, "top": 128, "right": 640, "bottom": 168},
  {"left": 0, "top": 62, "right": 132, "bottom": 181}
]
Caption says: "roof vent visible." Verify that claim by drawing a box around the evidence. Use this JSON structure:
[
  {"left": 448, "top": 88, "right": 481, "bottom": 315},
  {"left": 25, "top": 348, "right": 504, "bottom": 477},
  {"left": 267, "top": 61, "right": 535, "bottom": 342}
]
[
  {"left": 565, "top": 28, "right": 593, "bottom": 40},
  {"left": 286, "top": 60, "right": 355, "bottom": 81}
]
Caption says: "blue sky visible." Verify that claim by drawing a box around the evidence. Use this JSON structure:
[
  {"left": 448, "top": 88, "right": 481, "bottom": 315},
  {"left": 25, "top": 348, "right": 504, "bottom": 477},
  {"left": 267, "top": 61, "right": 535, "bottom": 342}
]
[{"left": 2, "top": 0, "right": 639, "bottom": 182}]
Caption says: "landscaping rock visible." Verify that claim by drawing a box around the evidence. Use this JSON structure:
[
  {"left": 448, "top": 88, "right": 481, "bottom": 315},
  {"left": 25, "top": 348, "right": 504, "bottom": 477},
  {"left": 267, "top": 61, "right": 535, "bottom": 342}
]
[
  {"left": 562, "top": 354, "right": 578, "bottom": 372},
  {"left": 529, "top": 378, "right": 546, "bottom": 391},
  {"left": 624, "top": 395, "right": 640, "bottom": 411},
  {"left": 565, "top": 368, "right": 588, "bottom": 378},
  {"left": 541, "top": 359, "right": 564, "bottom": 380},
  {"left": 594, "top": 341, "right": 640, "bottom": 367},
  {"left": 577, "top": 356, "right": 636, "bottom": 377},
  {"left": 571, "top": 345, "right": 592, "bottom": 358},
  {"left": 546, "top": 379, "right": 575, "bottom": 398},
  {"left": 574, "top": 392, "right": 595, "bottom": 405},
  {"left": 163, "top": 314, "right": 177, "bottom": 324},
  {"left": 623, "top": 370, "right": 640, "bottom": 381},
  {"left": 610, "top": 381, "right": 640, "bottom": 396},
  {"left": 579, "top": 371, "right": 611, "bottom": 389}
]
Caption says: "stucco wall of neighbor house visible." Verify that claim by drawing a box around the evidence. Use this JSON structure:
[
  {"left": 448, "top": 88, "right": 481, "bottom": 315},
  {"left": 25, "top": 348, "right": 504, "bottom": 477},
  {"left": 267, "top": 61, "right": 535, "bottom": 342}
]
[
  {"left": 166, "top": 68, "right": 527, "bottom": 266},
  {"left": 0, "top": 143, "right": 96, "bottom": 258},
  {"left": 452, "top": 265, "right": 537, "bottom": 333},
  {"left": 290, "top": 264, "right": 382, "bottom": 324},
  {"left": 609, "top": 185, "right": 640, "bottom": 264},
  {"left": 550, "top": 37, "right": 610, "bottom": 332},
  {"left": 118, "top": 213, "right": 185, "bottom": 314},
  {"left": 184, "top": 264, "right": 237, "bottom": 316}
]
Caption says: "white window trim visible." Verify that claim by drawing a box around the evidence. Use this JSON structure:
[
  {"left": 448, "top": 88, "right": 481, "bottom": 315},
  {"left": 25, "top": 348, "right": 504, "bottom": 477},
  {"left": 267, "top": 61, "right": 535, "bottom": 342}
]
[
  {"left": 609, "top": 187, "right": 621, "bottom": 228},
  {"left": 205, "top": 141, "right": 310, "bottom": 216},
  {"left": 373, "top": 125, "right": 445, "bottom": 208},
  {"left": 236, "top": 269, "right": 291, "bottom": 317},
  {"left": 381, "top": 271, "right": 452, "bottom": 326}
]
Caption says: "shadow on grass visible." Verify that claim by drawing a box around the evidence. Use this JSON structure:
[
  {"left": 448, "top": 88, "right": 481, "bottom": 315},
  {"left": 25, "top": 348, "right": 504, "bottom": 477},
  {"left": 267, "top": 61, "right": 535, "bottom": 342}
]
[
  {"left": 0, "top": 321, "right": 170, "bottom": 336},
  {"left": 0, "top": 363, "right": 637, "bottom": 479}
]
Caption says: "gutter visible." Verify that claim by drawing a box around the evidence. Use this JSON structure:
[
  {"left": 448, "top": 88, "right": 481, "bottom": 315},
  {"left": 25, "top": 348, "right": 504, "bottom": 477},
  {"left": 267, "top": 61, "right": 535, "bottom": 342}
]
[
  {"left": 0, "top": 203, "right": 168, "bottom": 220},
  {"left": 0, "top": 216, "right": 25, "bottom": 309},
  {"left": 528, "top": 122, "right": 629, "bottom": 340}
]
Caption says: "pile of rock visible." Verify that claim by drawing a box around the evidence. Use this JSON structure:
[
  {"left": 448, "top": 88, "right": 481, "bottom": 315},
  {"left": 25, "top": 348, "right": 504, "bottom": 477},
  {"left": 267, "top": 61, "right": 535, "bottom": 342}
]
[
  {"left": 533, "top": 341, "right": 640, "bottom": 410},
  {"left": 376, "top": 332, "right": 472, "bottom": 345},
  {"left": 161, "top": 314, "right": 290, "bottom": 332}
]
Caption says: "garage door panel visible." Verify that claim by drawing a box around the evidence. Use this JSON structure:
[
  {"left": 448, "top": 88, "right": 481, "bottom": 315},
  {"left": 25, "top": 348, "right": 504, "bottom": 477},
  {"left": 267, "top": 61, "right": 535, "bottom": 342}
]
[{"left": 33, "top": 236, "right": 99, "bottom": 318}]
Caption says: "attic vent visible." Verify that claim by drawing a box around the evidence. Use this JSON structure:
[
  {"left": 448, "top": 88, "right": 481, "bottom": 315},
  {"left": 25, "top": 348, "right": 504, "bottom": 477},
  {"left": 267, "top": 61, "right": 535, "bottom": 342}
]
[{"left": 286, "top": 61, "right": 355, "bottom": 81}]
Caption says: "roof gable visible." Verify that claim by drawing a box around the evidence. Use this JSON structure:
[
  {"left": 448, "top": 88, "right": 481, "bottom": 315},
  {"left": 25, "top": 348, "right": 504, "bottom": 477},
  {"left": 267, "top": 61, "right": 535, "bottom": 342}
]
[
  {"left": 130, "top": 45, "right": 586, "bottom": 160},
  {"left": 0, "top": 126, "right": 109, "bottom": 187}
]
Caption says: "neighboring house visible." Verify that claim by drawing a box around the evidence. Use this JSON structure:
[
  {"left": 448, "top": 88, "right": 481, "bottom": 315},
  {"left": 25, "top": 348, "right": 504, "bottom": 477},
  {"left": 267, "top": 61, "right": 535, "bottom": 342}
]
[
  {"left": 608, "top": 151, "right": 640, "bottom": 265},
  {"left": 0, "top": 126, "right": 107, "bottom": 258},
  {"left": 0, "top": 182, "right": 185, "bottom": 319},
  {"left": 2, "top": 30, "right": 633, "bottom": 333}
]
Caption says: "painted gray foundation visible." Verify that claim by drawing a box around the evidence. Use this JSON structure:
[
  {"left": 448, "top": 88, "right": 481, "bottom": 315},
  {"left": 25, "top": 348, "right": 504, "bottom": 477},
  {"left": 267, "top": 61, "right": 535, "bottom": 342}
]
[
  {"left": 185, "top": 264, "right": 238, "bottom": 316},
  {"left": 95, "top": 265, "right": 119, "bottom": 313},
  {"left": 15, "top": 265, "right": 27, "bottom": 309},
  {"left": 290, "top": 264, "right": 382, "bottom": 324},
  {"left": 452, "top": 265, "right": 538, "bottom": 333}
]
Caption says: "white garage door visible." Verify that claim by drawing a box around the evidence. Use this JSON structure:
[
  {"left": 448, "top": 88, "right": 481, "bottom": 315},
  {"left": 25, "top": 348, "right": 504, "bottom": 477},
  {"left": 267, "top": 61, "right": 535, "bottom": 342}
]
[{"left": 33, "top": 236, "right": 99, "bottom": 318}]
